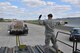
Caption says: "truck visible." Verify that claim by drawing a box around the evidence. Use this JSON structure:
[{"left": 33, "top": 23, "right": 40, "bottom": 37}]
[
  {"left": 8, "top": 20, "right": 28, "bottom": 35},
  {"left": 69, "top": 28, "right": 80, "bottom": 41}
]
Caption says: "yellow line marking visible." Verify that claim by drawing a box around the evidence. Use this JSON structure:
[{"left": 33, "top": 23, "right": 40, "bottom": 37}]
[{"left": 16, "top": 35, "right": 20, "bottom": 46}]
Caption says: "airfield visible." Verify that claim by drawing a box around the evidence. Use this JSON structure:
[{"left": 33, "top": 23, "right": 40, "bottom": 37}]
[{"left": 0, "top": 22, "right": 80, "bottom": 53}]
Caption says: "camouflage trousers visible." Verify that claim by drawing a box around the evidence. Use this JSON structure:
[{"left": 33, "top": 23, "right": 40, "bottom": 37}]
[{"left": 45, "top": 32, "right": 58, "bottom": 53}]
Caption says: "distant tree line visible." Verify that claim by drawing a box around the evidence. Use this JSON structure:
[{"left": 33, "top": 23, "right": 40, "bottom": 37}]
[
  {"left": 0, "top": 18, "right": 11, "bottom": 22},
  {"left": 25, "top": 20, "right": 39, "bottom": 25}
]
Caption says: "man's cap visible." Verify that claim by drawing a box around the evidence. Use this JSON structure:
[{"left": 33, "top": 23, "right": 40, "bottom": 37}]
[{"left": 48, "top": 14, "right": 53, "bottom": 17}]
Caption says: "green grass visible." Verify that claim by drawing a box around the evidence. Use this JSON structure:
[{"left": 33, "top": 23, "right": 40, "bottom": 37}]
[{"left": 26, "top": 20, "right": 39, "bottom": 25}]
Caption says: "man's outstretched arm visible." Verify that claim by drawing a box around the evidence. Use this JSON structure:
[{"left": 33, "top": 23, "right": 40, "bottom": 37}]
[
  {"left": 54, "top": 21, "right": 68, "bottom": 27},
  {"left": 38, "top": 15, "right": 45, "bottom": 25}
]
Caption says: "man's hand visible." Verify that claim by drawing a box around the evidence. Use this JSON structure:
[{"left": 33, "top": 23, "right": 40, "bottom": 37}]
[
  {"left": 60, "top": 21, "right": 64, "bottom": 25},
  {"left": 39, "top": 15, "right": 42, "bottom": 19},
  {"left": 59, "top": 21, "right": 68, "bottom": 25}
]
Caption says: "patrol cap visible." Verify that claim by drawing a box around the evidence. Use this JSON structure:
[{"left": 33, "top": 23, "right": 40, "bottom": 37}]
[{"left": 48, "top": 14, "right": 53, "bottom": 17}]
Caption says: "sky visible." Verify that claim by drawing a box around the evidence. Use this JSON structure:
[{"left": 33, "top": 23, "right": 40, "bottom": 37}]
[{"left": 0, "top": 0, "right": 80, "bottom": 20}]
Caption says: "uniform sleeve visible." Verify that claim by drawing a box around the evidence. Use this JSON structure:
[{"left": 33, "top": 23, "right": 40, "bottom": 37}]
[
  {"left": 53, "top": 21, "right": 65, "bottom": 26},
  {"left": 59, "top": 21, "right": 65, "bottom": 25},
  {"left": 52, "top": 21, "right": 60, "bottom": 27},
  {"left": 38, "top": 19, "right": 45, "bottom": 25}
]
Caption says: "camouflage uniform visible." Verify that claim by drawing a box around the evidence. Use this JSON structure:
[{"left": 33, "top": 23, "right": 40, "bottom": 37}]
[{"left": 39, "top": 19, "right": 58, "bottom": 53}]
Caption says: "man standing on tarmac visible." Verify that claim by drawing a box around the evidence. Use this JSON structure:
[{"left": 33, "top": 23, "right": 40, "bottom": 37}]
[{"left": 38, "top": 14, "right": 63, "bottom": 53}]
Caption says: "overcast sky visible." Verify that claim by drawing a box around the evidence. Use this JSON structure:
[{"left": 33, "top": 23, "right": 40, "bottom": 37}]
[{"left": 0, "top": 0, "right": 80, "bottom": 20}]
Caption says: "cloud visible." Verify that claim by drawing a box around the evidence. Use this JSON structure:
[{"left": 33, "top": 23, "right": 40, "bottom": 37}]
[
  {"left": 0, "top": 2, "right": 28, "bottom": 19},
  {"left": 21, "top": 0, "right": 57, "bottom": 7},
  {"left": 65, "top": 12, "right": 80, "bottom": 17},
  {"left": 46, "top": 2, "right": 56, "bottom": 6},
  {"left": 0, "top": 1, "right": 72, "bottom": 20},
  {"left": 30, "top": 5, "right": 71, "bottom": 19},
  {"left": 33, "top": 5, "right": 71, "bottom": 15},
  {"left": 7, "top": 0, "right": 14, "bottom": 1},
  {"left": 21, "top": 0, "right": 46, "bottom": 7},
  {"left": 0, "top": 2, "right": 18, "bottom": 11},
  {"left": 7, "top": 0, "right": 56, "bottom": 7},
  {"left": 61, "top": 0, "right": 80, "bottom": 6},
  {"left": 20, "top": 0, "right": 71, "bottom": 18}
]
